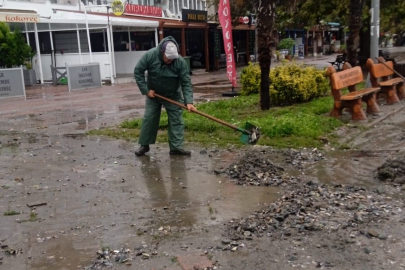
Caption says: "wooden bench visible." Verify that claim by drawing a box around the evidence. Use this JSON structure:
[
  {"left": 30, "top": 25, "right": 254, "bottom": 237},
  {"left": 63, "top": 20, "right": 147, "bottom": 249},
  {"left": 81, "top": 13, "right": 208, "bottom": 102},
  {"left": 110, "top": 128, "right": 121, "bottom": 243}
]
[
  {"left": 328, "top": 53, "right": 347, "bottom": 71},
  {"left": 366, "top": 58, "right": 405, "bottom": 104},
  {"left": 326, "top": 64, "right": 380, "bottom": 120}
]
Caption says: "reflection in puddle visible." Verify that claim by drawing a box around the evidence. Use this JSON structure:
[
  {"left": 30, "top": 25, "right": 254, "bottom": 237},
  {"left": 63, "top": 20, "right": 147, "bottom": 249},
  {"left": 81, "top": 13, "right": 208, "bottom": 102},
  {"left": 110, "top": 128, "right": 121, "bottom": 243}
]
[
  {"left": 29, "top": 236, "right": 94, "bottom": 270},
  {"left": 135, "top": 155, "right": 280, "bottom": 228}
]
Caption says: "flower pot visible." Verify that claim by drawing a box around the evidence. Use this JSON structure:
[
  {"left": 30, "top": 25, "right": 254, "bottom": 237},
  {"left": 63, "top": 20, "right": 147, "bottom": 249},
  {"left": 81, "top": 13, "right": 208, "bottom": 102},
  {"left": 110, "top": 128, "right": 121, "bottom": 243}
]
[
  {"left": 285, "top": 55, "right": 292, "bottom": 61},
  {"left": 23, "top": 69, "right": 37, "bottom": 86}
]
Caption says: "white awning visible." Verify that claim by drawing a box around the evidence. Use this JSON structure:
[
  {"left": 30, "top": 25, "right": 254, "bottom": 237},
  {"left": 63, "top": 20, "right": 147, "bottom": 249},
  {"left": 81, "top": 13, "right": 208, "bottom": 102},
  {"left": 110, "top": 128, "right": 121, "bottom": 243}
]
[{"left": 40, "top": 10, "right": 158, "bottom": 28}]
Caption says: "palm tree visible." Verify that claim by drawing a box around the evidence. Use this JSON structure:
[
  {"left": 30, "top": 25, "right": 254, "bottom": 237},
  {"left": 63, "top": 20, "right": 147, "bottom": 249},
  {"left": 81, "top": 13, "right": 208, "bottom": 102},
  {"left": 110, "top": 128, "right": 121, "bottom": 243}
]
[
  {"left": 255, "top": 0, "right": 297, "bottom": 110},
  {"left": 256, "top": 0, "right": 276, "bottom": 110},
  {"left": 346, "top": 0, "right": 366, "bottom": 67}
]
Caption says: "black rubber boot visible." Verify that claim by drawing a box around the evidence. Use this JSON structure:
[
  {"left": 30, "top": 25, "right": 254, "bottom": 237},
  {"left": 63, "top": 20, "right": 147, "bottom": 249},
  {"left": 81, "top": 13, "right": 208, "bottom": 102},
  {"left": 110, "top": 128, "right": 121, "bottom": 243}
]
[
  {"left": 135, "top": 145, "right": 150, "bottom": 156},
  {"left": 169, "top": 149, "right": 191, "bottom": 156}
]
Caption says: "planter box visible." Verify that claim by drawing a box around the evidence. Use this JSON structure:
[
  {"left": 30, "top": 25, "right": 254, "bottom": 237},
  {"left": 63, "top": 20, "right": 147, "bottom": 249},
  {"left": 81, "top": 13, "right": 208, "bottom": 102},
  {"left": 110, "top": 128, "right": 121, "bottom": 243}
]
[{"left": 23, "top": 69, "right": 37, "bottom": 86}]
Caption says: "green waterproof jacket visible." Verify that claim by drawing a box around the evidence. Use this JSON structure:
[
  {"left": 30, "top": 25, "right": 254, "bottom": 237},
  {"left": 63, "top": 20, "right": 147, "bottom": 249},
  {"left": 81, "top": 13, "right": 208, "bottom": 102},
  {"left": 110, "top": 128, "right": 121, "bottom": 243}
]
[{"left": 134, "top": 36, "right": 193, "bottom": 104}]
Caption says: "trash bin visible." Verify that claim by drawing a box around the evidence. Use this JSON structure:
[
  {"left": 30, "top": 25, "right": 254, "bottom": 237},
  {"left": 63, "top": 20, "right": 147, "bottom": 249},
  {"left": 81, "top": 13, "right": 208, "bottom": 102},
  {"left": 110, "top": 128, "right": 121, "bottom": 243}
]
[{"left": 183, "top": 56, "right": 192, "bottom": 75}]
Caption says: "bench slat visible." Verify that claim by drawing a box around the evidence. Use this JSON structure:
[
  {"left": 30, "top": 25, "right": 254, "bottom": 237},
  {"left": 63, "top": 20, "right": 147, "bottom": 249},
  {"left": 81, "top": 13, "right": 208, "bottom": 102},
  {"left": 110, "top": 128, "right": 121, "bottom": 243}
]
[
  {"left": 380, "top": 77, "right": 404, "bottom": 87},
  {"left": 370, "top": 61, "right": 394, "bottom": 78},
  {"left": 331, "top": 66, "right": 363, "bottom": 90},
  {"left": 340, "top": 87, "right": 380, "bottom": 101}
]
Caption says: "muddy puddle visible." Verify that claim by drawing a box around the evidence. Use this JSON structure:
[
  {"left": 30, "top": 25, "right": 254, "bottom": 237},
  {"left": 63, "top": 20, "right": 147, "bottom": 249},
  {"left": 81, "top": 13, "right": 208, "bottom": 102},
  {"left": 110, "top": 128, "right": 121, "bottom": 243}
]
[{"left": 0, "top": 133, "right": 280, "bottom": 270}]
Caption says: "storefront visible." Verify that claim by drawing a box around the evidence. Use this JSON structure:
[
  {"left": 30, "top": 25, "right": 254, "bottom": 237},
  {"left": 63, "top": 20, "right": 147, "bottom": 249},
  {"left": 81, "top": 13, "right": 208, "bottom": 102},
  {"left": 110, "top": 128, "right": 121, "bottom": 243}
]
[
  {"left": 4, "top": 8, "right": 158, "bottom": 84},
  {"left": 212, "top": 23, "right": 256, "bottom": 70},
  {"left": 305, "top": 28, "right": 324, "bottom": 56}
]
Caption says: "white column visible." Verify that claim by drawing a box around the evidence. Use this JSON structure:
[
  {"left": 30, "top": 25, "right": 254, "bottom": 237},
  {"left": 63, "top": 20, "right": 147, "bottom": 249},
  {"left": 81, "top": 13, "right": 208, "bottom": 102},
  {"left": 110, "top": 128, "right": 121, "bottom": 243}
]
[
  {"left": 106, "top": 26, "right": 114, "bottom": 84},
  {"left": 49, "top": 24, "right": 54, "bottom": 51},
  {"left": 187, "top": 0, "right": 190, "bottom": 9},
  {"left": 77, "top": 25, "right": 83, "bottom": 64},
  {"left": 84, "top": 7, "right": 93, "bottom": 62},
  {"left": 34, "top": 23, "right": 44, "bottom": 84},
  {"left": 195, "top": 0, "right": 198, "bottom": 10},
  {"left": 155, "top": 28, "right": 158, "bottom": 47},
  {"left": 110, "top": 24, "right": 116, "bottom": 78},
  {"left": 49, "top": 24, "right": 54, "bottom": 67},
  {"left": 25, "top": 23, "right": 29, "bottom": 45}
]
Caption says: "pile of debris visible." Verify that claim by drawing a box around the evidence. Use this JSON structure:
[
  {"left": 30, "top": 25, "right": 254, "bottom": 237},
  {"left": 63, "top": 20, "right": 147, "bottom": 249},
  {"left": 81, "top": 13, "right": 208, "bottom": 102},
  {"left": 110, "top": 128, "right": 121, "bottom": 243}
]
[
  {"left": 219, "top": 151, "right": 293, "bottom": 186},
  {"left": 376, "top": 157, "right": 405, "bottom": 185},
  {"left": 224, "top": 181, "right": 403, "bottom": 240},
  {"left": 282, "top": 148, "right": 324, "bottom": 170}
]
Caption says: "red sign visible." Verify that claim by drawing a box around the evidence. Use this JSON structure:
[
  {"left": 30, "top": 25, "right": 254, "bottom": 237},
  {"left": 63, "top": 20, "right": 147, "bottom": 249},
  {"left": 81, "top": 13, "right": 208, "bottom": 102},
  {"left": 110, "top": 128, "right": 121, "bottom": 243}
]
[
  {"left": 125, "top": 4, "right": 162, "bottom": 17},
  {"left": 218, "top": 0, "right": 237, "bottom": 86},
  {"left": 242, "top": 16, "right": 249, "bottom": 24}
]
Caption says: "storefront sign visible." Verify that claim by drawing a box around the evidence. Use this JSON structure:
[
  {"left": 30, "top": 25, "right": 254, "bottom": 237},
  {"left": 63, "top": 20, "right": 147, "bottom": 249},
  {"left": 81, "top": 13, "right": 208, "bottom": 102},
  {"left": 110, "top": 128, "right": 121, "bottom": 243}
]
[
  {"left": 0, "top": 67, "right": 25, "bottom": 99},
  {"left": 181, "top": 9, "right": 207, "bottom": 23},
  {"left": 125, "top": 4, "right": 162, "bottom": 17},
  {"left": 214, "top": 31, "right": 220, "bottom": 59},
  {"left": 218, "top": 0, "right": 236, "bottom": 86},
  {"left": 111, "top": 0, "right": 124, "bottom": 16},
  {"left": 0, "top": 13, "right": 39, "bottom": 23},
  {"left": 66, "top": 63, "right": 102, "bottom": 91}
]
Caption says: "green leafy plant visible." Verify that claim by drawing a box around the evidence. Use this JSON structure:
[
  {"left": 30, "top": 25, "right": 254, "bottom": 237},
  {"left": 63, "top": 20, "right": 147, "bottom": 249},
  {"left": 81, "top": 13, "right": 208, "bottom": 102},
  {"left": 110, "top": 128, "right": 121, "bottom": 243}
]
[
  {"left": 277, "top": 38, "right": 295, "bottom": 54},
  {"left": 240, "top": 62, "right": 330, "bottom": 106},
  {"left": 0, "top": 22, "right": 35, "bottom": 68}
]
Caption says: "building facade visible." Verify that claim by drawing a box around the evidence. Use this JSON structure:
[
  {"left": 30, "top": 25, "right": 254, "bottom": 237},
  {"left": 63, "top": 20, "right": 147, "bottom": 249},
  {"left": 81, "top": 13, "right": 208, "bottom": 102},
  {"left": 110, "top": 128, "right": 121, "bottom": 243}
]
[{"left": 1, "top": 0, "right": 255, "bottom": 85}]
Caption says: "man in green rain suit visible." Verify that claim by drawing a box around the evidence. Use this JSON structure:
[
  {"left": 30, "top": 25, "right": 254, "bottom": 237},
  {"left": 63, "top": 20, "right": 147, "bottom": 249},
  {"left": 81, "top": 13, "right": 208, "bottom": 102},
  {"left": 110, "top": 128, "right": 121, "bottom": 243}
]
[{"left": 134, "top": 36, "right": 196, "bottom": 156}]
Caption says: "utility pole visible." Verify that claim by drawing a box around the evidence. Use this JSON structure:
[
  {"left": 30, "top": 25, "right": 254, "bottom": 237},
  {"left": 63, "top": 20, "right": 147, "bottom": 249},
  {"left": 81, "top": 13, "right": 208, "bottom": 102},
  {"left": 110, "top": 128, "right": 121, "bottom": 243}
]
[{"left": 370, "top": 0, "right": 380, "bottom": 62}]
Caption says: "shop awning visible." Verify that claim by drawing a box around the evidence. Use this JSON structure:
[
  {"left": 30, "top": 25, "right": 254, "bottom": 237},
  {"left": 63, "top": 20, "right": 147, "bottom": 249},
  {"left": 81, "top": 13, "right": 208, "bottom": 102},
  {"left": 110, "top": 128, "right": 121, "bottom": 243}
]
[{"left": 40, "top": 10, "right": 158, "bottom": 28}]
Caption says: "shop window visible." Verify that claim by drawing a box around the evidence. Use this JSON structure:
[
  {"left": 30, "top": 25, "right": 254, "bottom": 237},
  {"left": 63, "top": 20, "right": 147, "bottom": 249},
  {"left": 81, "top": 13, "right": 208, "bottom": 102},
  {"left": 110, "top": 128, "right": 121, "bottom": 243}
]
[
  {"left": 90, "top": 30, "right": 107, "bottom": 53},
  {"left": 130, "top": 31, "right": 155, "bottom": 51},
  {"left": 38, "top": 32, "right": 52, "bottom": 54},
  {"left": 113, "top": 31, "right": 129, "bottom": 51},
  {"left": 28, "top": 33, "right": 37, "bottom": 53},
  {"left": 54, "top": 31, "right": 79, "bottom": 54}
]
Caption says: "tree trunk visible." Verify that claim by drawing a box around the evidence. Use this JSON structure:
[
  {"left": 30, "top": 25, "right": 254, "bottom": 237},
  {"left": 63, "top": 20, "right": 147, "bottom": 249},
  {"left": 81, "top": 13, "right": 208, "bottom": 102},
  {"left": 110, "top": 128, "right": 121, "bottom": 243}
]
[
  {"left": 257, "top": 0, "right": 276, "bottom": 110},
  {"left": 359, "top": 19, "right": 370, "bottom": 59},
  {"left": 346, "top": 0, "right": 366, "bottom": 67}
]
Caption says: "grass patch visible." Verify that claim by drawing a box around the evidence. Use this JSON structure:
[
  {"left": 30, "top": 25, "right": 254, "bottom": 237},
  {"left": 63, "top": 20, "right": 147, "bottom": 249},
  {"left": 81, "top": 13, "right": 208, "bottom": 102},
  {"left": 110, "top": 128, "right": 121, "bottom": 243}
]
[
  {"left": 4, "top": 210, "right": 20, "bottom": 216},
  {"left": 89, "top": 94, "right": 345, "bottom": 148},
  {"left": 29, "top": 212, "right": 38, "bottom": 222}
]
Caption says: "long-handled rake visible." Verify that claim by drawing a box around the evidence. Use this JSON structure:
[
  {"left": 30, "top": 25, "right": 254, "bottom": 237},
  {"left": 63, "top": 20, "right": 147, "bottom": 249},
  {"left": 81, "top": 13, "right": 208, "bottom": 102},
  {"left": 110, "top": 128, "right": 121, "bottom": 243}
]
[{"left": 154, "top": 93, "right": 261, "bottom": 145}]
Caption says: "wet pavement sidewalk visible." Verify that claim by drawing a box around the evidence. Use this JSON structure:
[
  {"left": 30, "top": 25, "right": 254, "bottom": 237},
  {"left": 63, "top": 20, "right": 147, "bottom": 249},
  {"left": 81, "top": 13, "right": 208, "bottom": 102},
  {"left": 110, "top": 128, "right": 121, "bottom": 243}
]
[
  {"left": 0, "top": 53, "right": 337, "bottom": 136},
  {"left": 1, "top": 47, "right": 405, "bottom": 270}
]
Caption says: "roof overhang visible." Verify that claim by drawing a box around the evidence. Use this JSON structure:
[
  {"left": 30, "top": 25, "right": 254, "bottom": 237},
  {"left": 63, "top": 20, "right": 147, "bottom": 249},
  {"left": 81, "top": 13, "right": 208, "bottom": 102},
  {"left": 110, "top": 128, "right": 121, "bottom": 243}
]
[{"left": 41, "top": 10, "right": 158, "bottom": 28}]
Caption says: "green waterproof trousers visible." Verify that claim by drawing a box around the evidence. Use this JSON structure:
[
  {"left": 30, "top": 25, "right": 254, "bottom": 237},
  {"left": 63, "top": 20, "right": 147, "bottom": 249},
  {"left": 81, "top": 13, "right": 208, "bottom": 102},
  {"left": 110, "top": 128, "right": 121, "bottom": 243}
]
[{"left": 138, "top": 95, "right": 184, "bottom": 150}]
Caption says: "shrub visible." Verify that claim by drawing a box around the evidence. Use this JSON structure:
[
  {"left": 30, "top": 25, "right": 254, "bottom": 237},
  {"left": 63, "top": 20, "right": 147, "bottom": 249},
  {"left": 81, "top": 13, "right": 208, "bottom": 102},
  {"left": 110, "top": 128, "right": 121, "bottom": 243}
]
[
  {"left": 240, "top": 63, "right": 261, "bottom": 96},
  {"left": 240, "top": 62, "right": 329, "bottom": 106},
  {"left": 277, "top": 38, "right": 295, "bottom": 50},
  {"left": 0, "top": 22, "right": 35, "bottom": 68}
]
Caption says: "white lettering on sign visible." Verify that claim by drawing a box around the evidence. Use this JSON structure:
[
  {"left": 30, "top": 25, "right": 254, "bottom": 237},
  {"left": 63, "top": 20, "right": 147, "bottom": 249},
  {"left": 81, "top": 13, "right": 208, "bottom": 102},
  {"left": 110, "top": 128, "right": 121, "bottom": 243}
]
[{"left": 218, "top": 0, "right": 236, "bottom": 86}]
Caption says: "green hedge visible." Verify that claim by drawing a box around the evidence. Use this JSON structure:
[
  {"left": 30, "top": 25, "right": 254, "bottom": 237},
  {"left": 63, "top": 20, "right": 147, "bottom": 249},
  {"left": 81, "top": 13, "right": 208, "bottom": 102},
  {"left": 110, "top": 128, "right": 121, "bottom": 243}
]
[{"left": 240, "top": 62, "right": 330, "bottom": 106}]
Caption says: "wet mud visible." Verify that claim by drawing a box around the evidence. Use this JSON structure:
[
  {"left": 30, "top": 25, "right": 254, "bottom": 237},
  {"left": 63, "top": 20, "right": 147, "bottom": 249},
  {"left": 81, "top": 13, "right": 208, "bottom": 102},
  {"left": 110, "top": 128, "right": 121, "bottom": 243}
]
[{"left": 1, "top": 82, "right": 405, "bottom": 269}]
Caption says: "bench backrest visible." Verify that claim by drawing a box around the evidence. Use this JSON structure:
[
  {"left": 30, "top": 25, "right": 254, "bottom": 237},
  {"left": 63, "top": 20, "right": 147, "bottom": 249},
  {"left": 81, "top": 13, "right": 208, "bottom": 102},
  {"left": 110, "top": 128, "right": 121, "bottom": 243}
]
[
  {"left": 330, "top": 66, "right": 363, "bottom": 90},
  {"left": 369, "top": 60, "right": 394, "bottom": 78}
]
